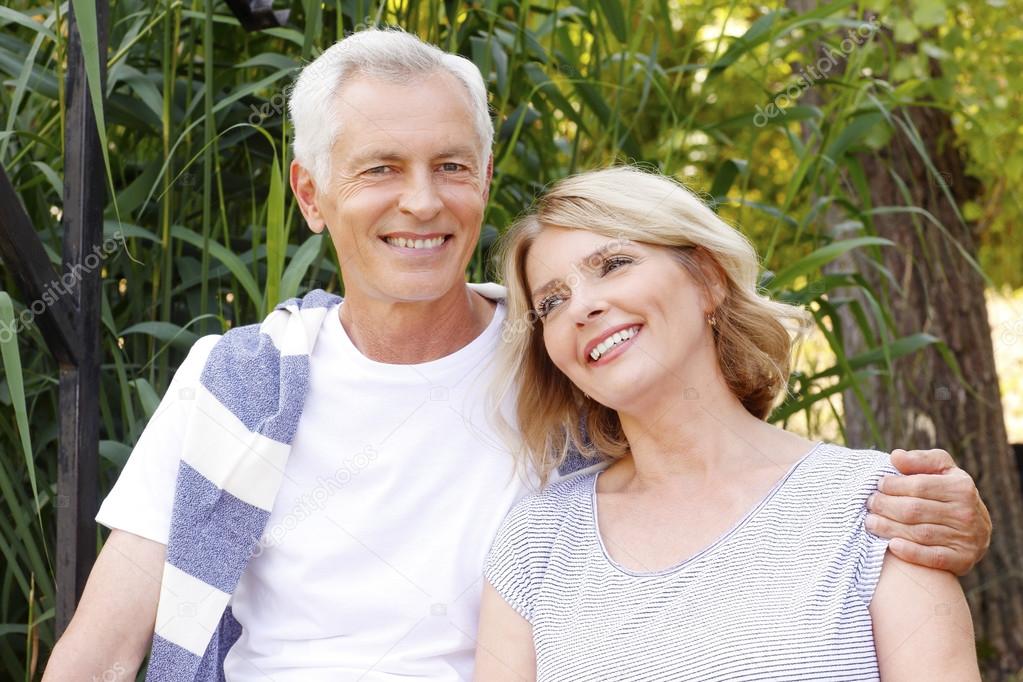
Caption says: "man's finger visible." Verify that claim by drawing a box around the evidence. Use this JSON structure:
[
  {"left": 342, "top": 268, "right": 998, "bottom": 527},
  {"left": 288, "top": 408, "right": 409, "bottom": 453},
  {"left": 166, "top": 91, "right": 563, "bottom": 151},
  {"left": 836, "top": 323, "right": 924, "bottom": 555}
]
[
  {"left": 877, "top": 470, "right": 975, "bottom": 503},
  {"left": 889, "top": 448, "right": 956, "bottom": 475},
  {"left": 865, "top": 513, "right": 961, "bottom": 547},
  {"left": 887, "top": 538, "right": 968, "bottom": 576},
  {"left": 866, "top": 493, "right": 957, "bottom": 526}
]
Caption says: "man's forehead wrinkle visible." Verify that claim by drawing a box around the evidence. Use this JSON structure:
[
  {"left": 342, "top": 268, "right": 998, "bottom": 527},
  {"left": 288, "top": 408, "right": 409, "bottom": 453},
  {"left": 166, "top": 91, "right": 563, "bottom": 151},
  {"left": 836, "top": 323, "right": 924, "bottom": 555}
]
[
  {"left": 332, "top": 96, "right": 414, "bottom": 153},
  {"left": 329, "top": 87, "right": 481, "bottom": 171}
]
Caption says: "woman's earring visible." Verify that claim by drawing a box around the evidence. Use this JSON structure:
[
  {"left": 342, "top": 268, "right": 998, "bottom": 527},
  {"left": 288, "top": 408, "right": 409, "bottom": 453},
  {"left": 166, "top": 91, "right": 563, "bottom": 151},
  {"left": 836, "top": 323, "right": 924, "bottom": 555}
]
[{"left": 707, "top": 311, "right": 717, "bottom": 327}]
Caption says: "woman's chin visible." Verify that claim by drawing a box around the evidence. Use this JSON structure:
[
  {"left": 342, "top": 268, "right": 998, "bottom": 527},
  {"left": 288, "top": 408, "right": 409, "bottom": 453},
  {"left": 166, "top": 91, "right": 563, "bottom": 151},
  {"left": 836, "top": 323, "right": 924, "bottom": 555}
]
[{"left": 584, "top": 384, "right": 648, "bottom": 414}]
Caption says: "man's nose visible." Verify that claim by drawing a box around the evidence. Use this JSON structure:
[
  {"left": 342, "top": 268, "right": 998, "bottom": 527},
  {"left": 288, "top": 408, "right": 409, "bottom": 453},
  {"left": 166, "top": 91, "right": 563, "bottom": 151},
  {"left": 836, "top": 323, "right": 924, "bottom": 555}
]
[{"left": 397, "top": 168, "right": 443, "bottom": 221}]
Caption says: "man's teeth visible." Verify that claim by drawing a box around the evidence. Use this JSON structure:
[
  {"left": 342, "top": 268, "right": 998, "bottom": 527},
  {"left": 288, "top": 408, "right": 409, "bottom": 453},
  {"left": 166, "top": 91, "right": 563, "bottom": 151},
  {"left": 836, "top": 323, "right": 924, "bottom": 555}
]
[
  {"left": 386, "top": 236, "right": 446, "bottom": 249},
  {"left": 589, "top": 326, "right": 640, "bottom": 361}
]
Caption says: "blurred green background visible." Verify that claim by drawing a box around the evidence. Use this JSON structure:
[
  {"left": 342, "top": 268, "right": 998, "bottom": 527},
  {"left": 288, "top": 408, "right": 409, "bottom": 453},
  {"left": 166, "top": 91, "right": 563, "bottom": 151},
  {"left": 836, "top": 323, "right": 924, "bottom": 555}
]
[{"left": 1, "top": 0, "right": 1021, "bottom": 678}]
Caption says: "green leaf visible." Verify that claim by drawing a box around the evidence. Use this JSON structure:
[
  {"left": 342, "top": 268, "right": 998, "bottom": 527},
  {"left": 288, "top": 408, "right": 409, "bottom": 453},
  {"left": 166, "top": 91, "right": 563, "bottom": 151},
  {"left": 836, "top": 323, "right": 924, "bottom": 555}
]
[
  {"left": 912, "top": 0, "right": 947, "bottom": 29},
  {"left": 119, "top": 321, "right": 199, "bottom": 350},
  {"left": 0, "top": 7, "right": 57, "bottom": 42},
  {"left": 171, "top": 225, "right": 262, "bottom": 309},
  {"left": 767, "top": 237, "right": 894, "bottom": 292},
  {"left": 0, "top": 293, "right": 39, "bottom": 517},
  {"left": 128, "top": 378, "right": 161, "bottom": 420},
  {"left": 708, "top": 10, "right": 783, "bottom": 77},
  {"left": 594, "top": 0, "right": 628, "bottom": 43},
  {"left": 263, "top": 155, "right": 287, "bottom": 313},
  {"left": 824, "top": 111, "right": 888, "bottom": 161},
  {"left": 236, "top": 53, "right": 300, "bottom": 71},
  {"left": 893, "top": 18, "right": 921, "bottom": 43},
  {"left": 280, "top": 234, "right": 325, "bottom": 302},
  {"left": 99, "top": 440, "right": 131, "bottom": 469},
  {"left": 69, "top": 0, "right": 115, "bottom": 208},
  {"left": 709, "top": 158, "right": 748, "bottom": 202}
]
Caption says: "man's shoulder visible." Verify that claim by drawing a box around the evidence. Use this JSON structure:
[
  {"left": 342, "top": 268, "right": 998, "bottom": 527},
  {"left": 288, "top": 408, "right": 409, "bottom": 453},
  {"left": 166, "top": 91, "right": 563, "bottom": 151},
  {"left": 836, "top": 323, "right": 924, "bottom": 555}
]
[{"left": 467, "top": 281, "right": 507, "bottom": 302}]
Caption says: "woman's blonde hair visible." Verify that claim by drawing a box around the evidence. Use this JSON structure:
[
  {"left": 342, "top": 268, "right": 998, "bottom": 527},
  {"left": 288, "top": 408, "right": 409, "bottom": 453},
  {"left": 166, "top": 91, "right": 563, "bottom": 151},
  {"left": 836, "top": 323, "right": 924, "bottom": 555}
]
[{"left": 490, "top": 166, "right": 813, "bottom": 485}]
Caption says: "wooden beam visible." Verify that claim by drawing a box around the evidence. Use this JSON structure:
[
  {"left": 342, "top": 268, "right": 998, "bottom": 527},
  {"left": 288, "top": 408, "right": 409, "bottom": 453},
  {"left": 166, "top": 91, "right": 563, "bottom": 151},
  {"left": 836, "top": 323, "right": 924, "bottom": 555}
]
[
  {"left": 54, "top": 0, "right": 107, "bottom": 635},
  {"left": 0, "top": 168, "right": 79, "bottom": 366}
]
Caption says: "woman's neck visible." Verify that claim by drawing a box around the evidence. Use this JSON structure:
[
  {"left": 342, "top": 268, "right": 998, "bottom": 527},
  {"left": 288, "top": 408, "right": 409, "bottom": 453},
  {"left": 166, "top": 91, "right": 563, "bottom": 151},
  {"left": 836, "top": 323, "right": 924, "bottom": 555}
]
[{"left": 613, "top": 374, "right": 810, "bottom": 493}]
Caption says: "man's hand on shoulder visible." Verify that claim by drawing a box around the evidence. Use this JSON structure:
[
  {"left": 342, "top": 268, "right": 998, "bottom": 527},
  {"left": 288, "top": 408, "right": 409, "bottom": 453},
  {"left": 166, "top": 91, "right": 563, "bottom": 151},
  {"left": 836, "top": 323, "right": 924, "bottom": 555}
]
[{"left": 864, "top": 448, "right": 991, "bottom": 576}]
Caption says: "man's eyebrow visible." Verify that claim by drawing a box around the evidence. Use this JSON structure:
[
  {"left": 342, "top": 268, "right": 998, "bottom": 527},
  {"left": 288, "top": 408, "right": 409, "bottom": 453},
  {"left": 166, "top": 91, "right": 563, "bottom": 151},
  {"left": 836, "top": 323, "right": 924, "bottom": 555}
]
[
  {"left": 346, "top": 149, "right": 407, "bottom": 167},
  {"left": 435, "top": 146, "right": 480, "bottom": 160},
  {"left": 345, "top": 147, "right": 479, "bottom": 169}
]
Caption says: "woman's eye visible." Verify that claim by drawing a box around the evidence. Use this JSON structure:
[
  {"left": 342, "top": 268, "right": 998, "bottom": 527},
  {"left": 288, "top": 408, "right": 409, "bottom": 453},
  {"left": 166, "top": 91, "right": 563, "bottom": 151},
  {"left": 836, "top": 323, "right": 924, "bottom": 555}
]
[
  {"left": 602, "top": 256, "right": 633, "bottom": 275},
  {"left": 536, "top": 294, "right": 564, "bottom": 319}
]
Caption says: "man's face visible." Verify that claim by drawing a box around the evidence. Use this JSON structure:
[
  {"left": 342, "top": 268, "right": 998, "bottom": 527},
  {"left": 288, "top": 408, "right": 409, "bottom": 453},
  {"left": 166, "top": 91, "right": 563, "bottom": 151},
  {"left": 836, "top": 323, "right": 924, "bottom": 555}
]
[{"left": 292, "top": 71, "right": 491, "bottom": 305}]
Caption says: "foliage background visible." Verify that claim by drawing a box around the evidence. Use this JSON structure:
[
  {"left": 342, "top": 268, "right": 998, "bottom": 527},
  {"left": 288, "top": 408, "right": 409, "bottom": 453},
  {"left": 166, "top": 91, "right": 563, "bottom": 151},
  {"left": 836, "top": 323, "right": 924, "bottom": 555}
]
[{"left": 0, "top": 0, "right": 1020, "bottom": 678}]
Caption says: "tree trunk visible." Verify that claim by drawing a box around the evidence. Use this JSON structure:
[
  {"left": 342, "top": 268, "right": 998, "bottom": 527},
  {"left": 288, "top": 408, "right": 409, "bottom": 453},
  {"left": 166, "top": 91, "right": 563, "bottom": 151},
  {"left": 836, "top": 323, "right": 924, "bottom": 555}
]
[
  {"left": 843, "top": 100, "right": 1023, "bottom": 678},
  {"left": 783, "top": 4, "right": 1023, "bottom": 676}
]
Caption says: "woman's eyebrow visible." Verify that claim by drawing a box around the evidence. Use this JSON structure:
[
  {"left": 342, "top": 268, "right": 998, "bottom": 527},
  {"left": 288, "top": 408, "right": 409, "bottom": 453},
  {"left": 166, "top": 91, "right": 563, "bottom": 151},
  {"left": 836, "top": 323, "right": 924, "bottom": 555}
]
[
  {"left": 529, "top": 245, "right": 620, "bottom": 298},
  {"left": 530, "top": 279, "right": 560, "bottom": 300}
]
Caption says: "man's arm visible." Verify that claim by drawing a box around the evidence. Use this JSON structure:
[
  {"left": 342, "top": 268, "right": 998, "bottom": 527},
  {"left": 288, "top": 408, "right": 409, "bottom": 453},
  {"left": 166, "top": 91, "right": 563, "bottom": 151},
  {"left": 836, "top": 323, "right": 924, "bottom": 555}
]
[
  {"left": 870, "top": 551, "right": 980, "bottom": 680},
  {"left": 42, "top": 530, "right": 165, "bottom": 681},
  {"left": 474, "top": 582, "right": 536, "bottom": 682},
  {"left": 866, "top": 448, "right": 992, "bottom": 576}
]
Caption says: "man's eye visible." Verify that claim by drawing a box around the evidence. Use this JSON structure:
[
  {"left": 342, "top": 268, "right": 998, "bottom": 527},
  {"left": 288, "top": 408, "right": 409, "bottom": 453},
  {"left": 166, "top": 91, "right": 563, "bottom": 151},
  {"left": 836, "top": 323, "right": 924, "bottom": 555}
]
[
  {"left": 439, "top": 162, "right": 465, "bottom": 172},
  {"left": 602, "top": 256, "right": 633, "bottom": 275},
  {"left": 365, "top": 166, "right": 393, "bottom": 175}
]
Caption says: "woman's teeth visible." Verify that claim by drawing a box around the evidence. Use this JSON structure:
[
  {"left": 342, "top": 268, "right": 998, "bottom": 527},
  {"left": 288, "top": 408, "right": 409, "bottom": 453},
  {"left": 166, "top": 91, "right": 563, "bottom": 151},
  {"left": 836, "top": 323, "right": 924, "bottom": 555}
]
[
  {"left": 386, "top": 236, "right": 446, "bottom": 249},
  {"left": 590, "top": 326, "right": 641, "bottom": 361}
]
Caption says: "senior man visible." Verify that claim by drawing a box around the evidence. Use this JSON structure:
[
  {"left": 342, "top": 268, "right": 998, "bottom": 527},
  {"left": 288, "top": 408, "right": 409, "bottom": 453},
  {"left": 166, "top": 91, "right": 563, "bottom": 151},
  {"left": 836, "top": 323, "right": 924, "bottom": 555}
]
[{"left": 45, "top": 28, "right": 992, "bottom": 682}]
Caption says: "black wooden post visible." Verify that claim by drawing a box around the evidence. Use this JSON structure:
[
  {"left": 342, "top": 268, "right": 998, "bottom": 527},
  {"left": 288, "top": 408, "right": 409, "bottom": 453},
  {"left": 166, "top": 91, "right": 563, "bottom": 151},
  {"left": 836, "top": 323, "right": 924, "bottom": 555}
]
[
  {"left": 54, "top": 0, "right": 108, "bottom": 635},
  {"left": 0, "top": 0, "right": 109, "bottom": 636},
  {"left": 0, "top": 0, "right": 284, "bottom": 637}
]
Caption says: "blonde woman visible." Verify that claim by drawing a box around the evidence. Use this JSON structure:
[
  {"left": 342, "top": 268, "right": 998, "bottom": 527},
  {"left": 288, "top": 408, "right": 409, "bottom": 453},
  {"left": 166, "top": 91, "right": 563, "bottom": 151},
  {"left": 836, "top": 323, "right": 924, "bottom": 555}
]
[{"left": 475, "top": 167, "right": 980, "bottom": 681}]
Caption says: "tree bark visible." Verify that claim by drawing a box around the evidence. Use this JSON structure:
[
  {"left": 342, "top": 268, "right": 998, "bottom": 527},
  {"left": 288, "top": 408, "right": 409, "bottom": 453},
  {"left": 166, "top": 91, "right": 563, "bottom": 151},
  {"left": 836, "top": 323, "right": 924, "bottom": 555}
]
[
  {"left": 844, "top": 100, "right": 1023, "bottom": 678},
  {"left": 783, "top": 3, "right": 1023, "bottom": 676}
]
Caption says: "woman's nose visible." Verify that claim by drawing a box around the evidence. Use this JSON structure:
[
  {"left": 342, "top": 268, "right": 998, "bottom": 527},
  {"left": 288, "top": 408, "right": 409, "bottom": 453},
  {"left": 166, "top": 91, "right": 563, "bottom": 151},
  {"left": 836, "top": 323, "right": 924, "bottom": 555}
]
[{"left": 574, "top": 295, "right": 607, "bottom": 327}]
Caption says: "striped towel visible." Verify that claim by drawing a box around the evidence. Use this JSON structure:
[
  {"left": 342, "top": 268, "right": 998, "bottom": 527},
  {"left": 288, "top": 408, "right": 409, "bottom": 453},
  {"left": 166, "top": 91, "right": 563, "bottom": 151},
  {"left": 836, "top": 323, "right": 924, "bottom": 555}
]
[
  {"left": 145, "top": 288, "right": 341, "bottom": 680},
  {"left": 141, "top": 281, "right": 574, "bottom": 679}
]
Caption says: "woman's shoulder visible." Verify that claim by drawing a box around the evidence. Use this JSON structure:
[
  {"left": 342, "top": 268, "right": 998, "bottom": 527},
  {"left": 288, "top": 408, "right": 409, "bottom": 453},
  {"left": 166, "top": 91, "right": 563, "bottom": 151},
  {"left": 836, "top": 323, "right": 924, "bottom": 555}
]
[
  {"left": 499, "top": 472, "right": 596, "bottom": 537},
  {"left": 783, "top": 441, "right": 899, "bottom": 516},
  {"left": 807, "top": 442, "right": 898, "bottom": 483}
]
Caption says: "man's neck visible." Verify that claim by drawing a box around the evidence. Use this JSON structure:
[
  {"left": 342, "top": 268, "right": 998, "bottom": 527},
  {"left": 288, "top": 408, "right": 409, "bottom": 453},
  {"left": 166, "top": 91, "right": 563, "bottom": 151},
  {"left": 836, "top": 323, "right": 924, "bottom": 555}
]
[{"left": 338, "top": 285, "right": 496, "bottom": 364}]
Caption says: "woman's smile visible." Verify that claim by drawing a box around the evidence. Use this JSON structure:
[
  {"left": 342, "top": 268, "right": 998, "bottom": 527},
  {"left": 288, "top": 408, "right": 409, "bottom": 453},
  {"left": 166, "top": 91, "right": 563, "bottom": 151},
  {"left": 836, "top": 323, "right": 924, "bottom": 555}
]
[{"left": 585, "top": 324, "right": 643, "bottom": 365}]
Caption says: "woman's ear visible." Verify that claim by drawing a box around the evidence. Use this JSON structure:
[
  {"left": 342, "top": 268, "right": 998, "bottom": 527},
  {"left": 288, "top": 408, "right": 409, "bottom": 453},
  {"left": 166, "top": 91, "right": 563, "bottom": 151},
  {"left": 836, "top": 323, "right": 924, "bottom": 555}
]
[{"left": 693, "top": 247, "right": 728, "bottom": 311}]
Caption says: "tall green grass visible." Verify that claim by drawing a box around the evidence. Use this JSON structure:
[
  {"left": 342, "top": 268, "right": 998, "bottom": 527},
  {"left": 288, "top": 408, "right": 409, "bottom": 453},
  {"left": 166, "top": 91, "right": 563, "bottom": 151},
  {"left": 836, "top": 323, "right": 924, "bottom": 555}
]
[{"left": 0, "top": 1, "right": 966, "bottom": 677}]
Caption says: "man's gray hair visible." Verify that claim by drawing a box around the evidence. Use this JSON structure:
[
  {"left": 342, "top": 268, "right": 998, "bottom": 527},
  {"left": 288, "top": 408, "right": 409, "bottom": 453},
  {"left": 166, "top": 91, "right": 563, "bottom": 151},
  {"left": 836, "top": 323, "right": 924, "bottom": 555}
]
[{"left": 289, "top": 28, "right": 494, "bottom": 186}]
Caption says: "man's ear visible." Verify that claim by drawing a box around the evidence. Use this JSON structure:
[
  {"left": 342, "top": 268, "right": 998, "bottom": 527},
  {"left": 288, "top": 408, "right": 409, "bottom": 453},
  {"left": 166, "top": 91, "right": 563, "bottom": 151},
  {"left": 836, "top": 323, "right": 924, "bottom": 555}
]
[
  {"left": 482, "top": 153, "right": 494, "bottom": 203},
  {"left": 290, "top": 160, "right": 326, "bottom": 234}
]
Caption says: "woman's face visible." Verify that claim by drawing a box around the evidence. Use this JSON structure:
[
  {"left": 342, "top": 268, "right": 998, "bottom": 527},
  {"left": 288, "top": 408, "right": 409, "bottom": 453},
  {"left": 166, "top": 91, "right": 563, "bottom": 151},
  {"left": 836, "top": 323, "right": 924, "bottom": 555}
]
[{"left": 524, "top": 227, "right": 718, "bottom": 414}]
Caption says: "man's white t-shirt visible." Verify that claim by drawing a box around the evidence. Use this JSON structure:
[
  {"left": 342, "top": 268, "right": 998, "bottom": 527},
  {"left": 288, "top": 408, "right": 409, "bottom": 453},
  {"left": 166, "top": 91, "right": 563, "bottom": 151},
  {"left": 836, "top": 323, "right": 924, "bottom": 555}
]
[{"left": 96, "top": 295, "right": 537, "bottom": 680}]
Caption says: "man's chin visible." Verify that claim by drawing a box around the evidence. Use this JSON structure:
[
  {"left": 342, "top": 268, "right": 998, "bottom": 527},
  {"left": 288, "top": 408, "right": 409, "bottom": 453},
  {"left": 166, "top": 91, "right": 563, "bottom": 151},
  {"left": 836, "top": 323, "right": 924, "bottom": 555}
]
[{"left": 371, "top": 275, "right": 468, "bottom": 305}]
